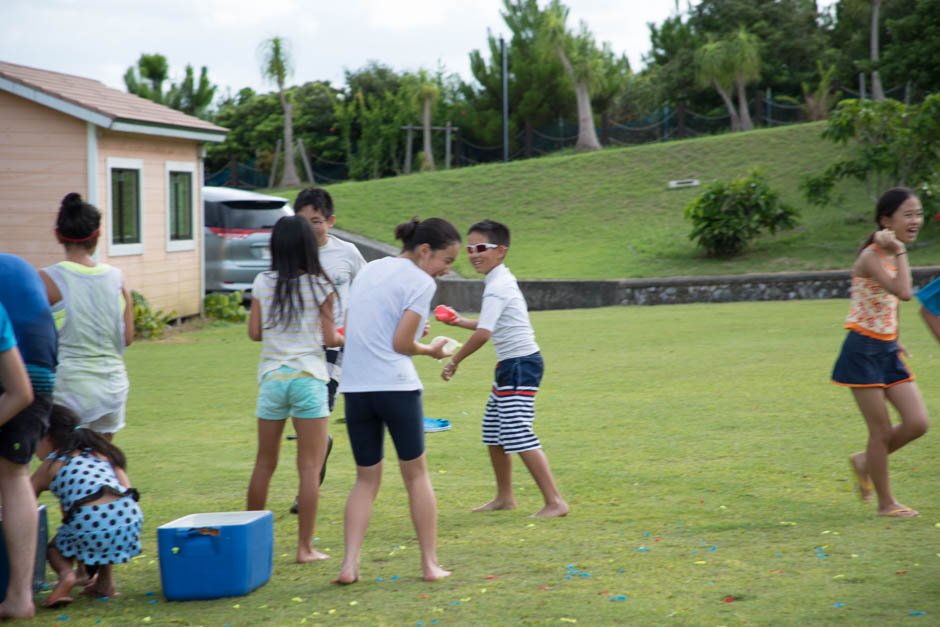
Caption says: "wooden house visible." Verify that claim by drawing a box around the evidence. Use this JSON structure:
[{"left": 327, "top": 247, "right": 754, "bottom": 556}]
[{"left": 0, "top": 61, "right": 227, "bottom": 317}]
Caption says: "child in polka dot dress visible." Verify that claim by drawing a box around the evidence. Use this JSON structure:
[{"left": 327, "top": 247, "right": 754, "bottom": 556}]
[{"left": 31, "top": 405, "right": 141, "bottom": 607}]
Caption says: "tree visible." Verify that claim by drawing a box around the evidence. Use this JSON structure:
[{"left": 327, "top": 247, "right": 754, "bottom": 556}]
[
  {"left": 460, "top": 0, "right": 575, "bottom": 156},
  {"left": 688, "top": 0, "right": 827, "bottom": 97},
  {"left": 694, "top": 29, "right": 761, "bottom": 131},
  {"left": 125, "top": 53, "right": 218, "bottom": 119},
  {"left": 166, "top": 65, "right": 217, "bottom": 119},
  {"left": 644, "top": 8, "right": 704, "bottom": 108},
  {"left": 258, "top": 36, "right": 301, "bottom": 188},
  {"left": 416, "top": 72, "right": 439, "bottom": 170},
  {"left": 824, "top": 0, "right": 912, "bottom": 94},
  {"left": 124, "top": 53, "right": 170, "bottom": 104},
  {"left": 543, "top": 1, "right": 603, "bottom": 151},
  {"left": 802, "top": 61, "right": 841, "bottom": 121},
  {"left": 801, "top": 95, "right": 940, "bottom": 210},
  {"left": 882, "top": 0, "right": 940, "bottom": 93}
]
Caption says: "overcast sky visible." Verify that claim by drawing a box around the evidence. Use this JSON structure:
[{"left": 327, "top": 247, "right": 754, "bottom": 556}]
[{"left": 1, "top": 0, "right": 691, "bottom": 100}]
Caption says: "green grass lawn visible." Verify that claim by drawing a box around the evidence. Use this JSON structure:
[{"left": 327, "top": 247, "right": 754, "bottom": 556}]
[
  {"left": 30, "top": 299, "right": 939, "bottom": 625},
  {"left": 271, "top": 122, "right": 940, "bottom": 280}
]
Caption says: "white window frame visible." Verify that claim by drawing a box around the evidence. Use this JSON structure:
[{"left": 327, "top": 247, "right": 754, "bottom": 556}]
[
  {"left": 165, "top": 161, "right": 197, "bottom": 252},
  {"left": 106, "top": 157, "right": 144, "bottom": 257}
]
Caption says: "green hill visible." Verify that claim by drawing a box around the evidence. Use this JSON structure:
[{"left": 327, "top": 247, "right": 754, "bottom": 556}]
[{"left": 274, "top": 122, "right": 940, "bottom": 279}]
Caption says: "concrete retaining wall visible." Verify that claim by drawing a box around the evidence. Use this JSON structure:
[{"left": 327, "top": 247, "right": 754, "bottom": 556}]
[
  {"left": 332, "top": 229, "right": 940, "bottom": 313},
  {"left": 434, "top": 268, "right": 940, "bottom": 312}
]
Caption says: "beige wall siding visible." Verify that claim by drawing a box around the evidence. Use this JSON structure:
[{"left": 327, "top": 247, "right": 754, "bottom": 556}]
[
  {"left": 0, "top": 90, "right": 86, "bottom": 266},
  {"left": 96, "top": 131, "right": 203, "bottom": 317},
  {"left": 0, "top": 90, "right": 205, "bottom": 318}
]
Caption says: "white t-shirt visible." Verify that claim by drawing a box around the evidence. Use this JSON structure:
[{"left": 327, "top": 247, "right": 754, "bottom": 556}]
[
  {"left": 477, "top": 264, "right": 540, "bottom": 361},
  {"left": 319, "top": 234, "right": 366, "bottom": 327},
  {"left": 251, "top": 271, "right": 334, "bottom": 382},
  {"left": 338, "top": 257, "right": 436, "bottom": 392}
]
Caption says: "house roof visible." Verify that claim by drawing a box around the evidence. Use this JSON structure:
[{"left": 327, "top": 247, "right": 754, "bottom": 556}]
[{"left": 0, "top": 60, "right": 227, "bottom": 142}]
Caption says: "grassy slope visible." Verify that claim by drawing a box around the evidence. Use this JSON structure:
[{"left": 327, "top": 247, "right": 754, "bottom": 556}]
[{"left": 272, "top": 122, "right": 940, "bottom": 280}]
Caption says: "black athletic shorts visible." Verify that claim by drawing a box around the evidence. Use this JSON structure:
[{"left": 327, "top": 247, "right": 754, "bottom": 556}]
[
  {"left": 343, "top": 390, "right": 424, "bottom": 466},
  {"left": 0, "top": 394, "right": 51, "bottom": 465}
]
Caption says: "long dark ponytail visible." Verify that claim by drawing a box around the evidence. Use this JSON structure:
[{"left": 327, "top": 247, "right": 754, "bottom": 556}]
[
  {"left": 266, "top": 215, "right": 334, "bottom": 328},
  {"left": 858, "top": 187, "right": 917, "bottom": 255},
  {"left": 47, "top": 405, "right": 127, "bottom": 469}
]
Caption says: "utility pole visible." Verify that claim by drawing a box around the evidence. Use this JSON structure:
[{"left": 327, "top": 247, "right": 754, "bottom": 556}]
[{"left": 501, "top": 36, "right": 509, "bottom": 163}]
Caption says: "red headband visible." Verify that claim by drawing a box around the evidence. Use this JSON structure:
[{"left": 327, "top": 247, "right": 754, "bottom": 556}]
[{"left": 57, "top": 228, "right": 100, "bottom": 243}]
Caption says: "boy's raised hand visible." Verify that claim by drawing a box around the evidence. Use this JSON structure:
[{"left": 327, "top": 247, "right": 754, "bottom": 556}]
[{"left": 434, "top": 304, "right": 459, "bottom": 325}]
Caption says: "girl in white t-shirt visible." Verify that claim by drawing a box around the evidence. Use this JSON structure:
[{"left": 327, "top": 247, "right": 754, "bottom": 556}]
[
  {"left": 333, "top": 217, "right": 460, "bottom": 584},
  {"left": 247, "top": 216, "right": 343, "bottom": 563}
]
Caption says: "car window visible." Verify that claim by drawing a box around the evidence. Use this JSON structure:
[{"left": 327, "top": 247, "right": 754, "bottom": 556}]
[{"left": 219, "top": 201, "right": 292, "bottom": 230}]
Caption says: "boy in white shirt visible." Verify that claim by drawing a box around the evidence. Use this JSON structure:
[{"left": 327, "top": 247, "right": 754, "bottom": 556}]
[
  {"left": 439, "top": 220, "right": 568, "bottom": 518},
  {"left": 291, "top": 188, "right": 367, "bottom": 513}
]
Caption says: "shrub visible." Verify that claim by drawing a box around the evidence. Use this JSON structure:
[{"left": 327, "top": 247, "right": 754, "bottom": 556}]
[
  {"left": 132, "top": 290, "right": 176, "bottom": 339},
  {"left": 204, "top": 291, "right": 248, "bottom": 322},
  {"left": 684, "top": 169, "right": 799, "bottom": 257}
]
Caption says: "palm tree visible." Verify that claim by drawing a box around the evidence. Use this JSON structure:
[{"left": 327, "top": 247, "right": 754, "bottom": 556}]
[
  {"left": 544, "top": 1, "right": 602, "bottom": 151},
  {"left": 870, "top": 0, "right": 885, "bottom": 100},
  {"left": 726, "top": 29, "right": 761, "bottom": 130},
  {"left": 124, "top": 53, "right": 169, "bottom": 104},
  {"left": 417, "top": 72, "right": 438, "bottom": 171},
  {"left": 694, "top": 29, "right": 761, "bottom": 131},
  {"left": 258, "top": 36, "right": 301, "bottom": 188}
]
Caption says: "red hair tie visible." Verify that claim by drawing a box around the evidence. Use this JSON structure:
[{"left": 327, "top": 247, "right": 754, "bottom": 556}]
[{"left": 57, "top": 228, "right": 99, "bottom": 243}]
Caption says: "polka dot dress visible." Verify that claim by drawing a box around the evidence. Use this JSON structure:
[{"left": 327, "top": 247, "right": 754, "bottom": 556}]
[{"left": 49, "top": 450, "right": 142, "bottom": 565}]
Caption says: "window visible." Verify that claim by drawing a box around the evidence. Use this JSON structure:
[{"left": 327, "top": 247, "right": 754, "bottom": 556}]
[
  {"left": 169, "top": 172, "right": 192, "bottom": 239},
  {"left": 165, "top": 161, "right": 197, "bottom": 251},
  {"left": 107, "top": 158, "right": 143, "bottom": 256}
]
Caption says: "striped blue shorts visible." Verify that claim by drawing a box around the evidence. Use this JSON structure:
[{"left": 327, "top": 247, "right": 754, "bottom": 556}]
[{"left": 482, "top": 352, "right": 543, "bottom": 453}]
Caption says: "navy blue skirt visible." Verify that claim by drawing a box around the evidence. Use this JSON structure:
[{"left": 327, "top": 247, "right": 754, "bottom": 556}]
[{"left": 831, "top": 330, "right": 913, "bottom": 388}]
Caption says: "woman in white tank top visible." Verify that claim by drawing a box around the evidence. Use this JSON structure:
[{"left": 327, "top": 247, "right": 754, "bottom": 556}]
[{"left": 40, "top": 193, "right": 133, "bottom": 440}]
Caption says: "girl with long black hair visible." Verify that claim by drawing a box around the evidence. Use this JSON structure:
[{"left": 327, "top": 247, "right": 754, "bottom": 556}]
[{"left": 246, "top": 215, "right": 343, "bottom": 563}]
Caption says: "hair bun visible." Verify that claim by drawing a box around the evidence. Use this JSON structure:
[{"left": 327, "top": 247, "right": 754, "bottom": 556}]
[
  {"left": 62, "top": 192, "right": 83, "bottom": 208},
  {"left": 394, "top": 217, "right": 421, "bottom": 243}
]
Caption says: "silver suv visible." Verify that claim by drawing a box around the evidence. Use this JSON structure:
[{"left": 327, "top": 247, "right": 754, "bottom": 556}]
[{"left": 203, "top": 186, "right": 292, "bottom": 294}]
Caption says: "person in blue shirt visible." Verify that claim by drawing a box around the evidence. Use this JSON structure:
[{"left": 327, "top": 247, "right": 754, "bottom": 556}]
[{"left": 0, "top": 300, "right": 42, "bottom": 620}]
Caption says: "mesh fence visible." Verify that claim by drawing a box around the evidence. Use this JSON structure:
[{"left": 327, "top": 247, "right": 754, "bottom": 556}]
[{"left": 206, "top": 86, "right": 917, "bottom": 186}]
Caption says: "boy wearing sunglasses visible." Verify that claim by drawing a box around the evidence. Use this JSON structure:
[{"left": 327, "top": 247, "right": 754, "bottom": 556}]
[{"left": 439, "top": 220, "right": 568, "bottom": 518}]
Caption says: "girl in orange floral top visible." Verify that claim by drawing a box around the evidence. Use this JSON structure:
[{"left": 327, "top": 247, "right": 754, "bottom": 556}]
[{"left": 831, "top": 188, "right": 928, "bottom": 518}]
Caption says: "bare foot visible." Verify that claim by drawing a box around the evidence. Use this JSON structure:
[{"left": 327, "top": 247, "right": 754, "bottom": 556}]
[
  {"left": 849, "top": 452, "right": 873, "bottom": 502},
  {"left": 331, "top": 564, "right": 359, "bottom": 585},
  {"left": 297, "top": 547, "right": 330, "bottom": 563},
  {"left": 472, "top": 498, "right": 516, "bottom": 512},
  {"left": 44, "top": 570, "right": 78, "bottom": 608},
  {"left": 82, "top": 581, "right": 117, "bottom": 598},
  {"left": 74, "top": 569, "right": 96, "bottom": 588},
  {"left": 0, "top": 598, "right": 36, "bottom": 619},
  {"left": 878, "top": 504, "right": 919, "bottom": 518},
  {"left": 423, "top": 564, "right": 452, "bottom": 582},
  {"left": 532, "top": 501, "right": 569, "bottom": 518}
]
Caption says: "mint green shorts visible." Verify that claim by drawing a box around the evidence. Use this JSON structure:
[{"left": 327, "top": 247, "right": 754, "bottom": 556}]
[{"left": 256, "top": 366, "right": 329, "bottom": 420}]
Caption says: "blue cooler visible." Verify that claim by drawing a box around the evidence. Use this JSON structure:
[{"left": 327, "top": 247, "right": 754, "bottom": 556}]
[
  {"left": 0, "top": 504, "right": 48, "bottom": 601},
  {"left": 157, "top": 511, "right": 273, "bottom": 601}
]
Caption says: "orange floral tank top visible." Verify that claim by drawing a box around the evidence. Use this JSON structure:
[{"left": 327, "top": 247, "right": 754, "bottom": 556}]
[{"left": 845, "top": 245, "right": 898, "bottom": 340}]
